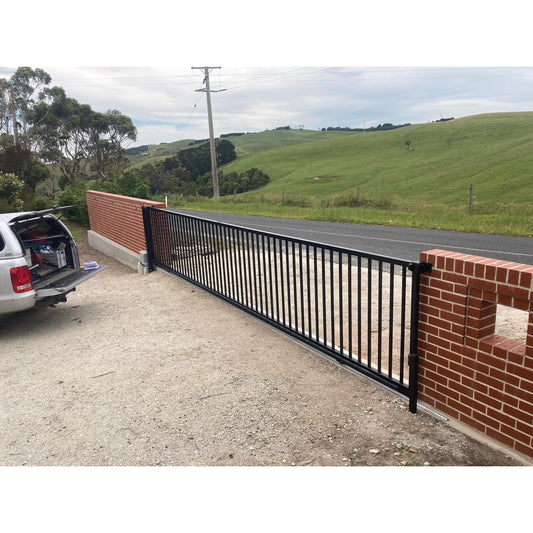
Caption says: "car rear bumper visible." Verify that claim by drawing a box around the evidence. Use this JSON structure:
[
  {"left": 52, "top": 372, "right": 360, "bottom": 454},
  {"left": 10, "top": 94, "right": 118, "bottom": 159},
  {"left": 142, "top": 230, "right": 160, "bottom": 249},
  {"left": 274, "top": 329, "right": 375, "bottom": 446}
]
[{"left": 0, "top": 292, "right": 36, "bottom": 315}]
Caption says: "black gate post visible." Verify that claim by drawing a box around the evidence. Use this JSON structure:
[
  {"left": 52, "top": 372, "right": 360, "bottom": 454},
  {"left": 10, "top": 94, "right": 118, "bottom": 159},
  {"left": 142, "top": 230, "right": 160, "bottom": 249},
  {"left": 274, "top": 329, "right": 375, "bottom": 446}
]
[
  {"left": 407, "top": 261, "right": 432, "bottom": 413},
  {"left": 142, "top": 206, "right": 155, "bottom": 272}
]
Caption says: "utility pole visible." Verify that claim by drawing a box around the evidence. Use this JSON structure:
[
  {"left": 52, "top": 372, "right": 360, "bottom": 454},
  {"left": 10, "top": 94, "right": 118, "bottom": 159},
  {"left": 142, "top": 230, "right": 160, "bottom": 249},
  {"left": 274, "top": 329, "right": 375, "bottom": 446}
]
[{"left": 192, "top": 66, "right": 225, "bottom": 199}]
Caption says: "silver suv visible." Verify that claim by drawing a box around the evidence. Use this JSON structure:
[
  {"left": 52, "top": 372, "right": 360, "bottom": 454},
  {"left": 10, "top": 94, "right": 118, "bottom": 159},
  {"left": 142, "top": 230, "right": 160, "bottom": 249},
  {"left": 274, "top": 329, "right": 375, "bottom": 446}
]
[{"left": 0, "top": 206, "right": 104, "bottom": 315}]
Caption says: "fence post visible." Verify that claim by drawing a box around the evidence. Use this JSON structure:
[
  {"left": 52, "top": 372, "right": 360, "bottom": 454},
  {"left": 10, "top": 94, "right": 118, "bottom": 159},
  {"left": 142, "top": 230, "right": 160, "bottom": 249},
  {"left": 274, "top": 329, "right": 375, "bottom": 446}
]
[
  {"left": 407, "top": 261, "right": 432, "bottom": 413},
  {"left": 142, "top": 206, "right": 155, "bottom": 272}
]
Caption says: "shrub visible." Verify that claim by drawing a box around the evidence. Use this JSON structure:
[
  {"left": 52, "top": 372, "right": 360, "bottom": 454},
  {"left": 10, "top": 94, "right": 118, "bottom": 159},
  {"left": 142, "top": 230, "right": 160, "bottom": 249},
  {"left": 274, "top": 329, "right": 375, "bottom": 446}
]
[
  {"left": 0, "top": 172, "right": 24, "bottom": 212},
  {"left": 30, "top": 195, "right": 55, "bottom": 210},
  {"left": 57, "top": 183, "right": 89, "bottom": 226}
]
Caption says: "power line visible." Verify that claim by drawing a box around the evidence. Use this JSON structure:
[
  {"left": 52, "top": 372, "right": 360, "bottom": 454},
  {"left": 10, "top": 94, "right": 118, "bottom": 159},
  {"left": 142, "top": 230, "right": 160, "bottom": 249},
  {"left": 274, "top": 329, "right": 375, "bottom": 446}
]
[
  {"left": 183, "top": 92, "right": 203, "bottom": 131},
  {"left": 5, "top": 66, "right": 532, "bottom": 90}
]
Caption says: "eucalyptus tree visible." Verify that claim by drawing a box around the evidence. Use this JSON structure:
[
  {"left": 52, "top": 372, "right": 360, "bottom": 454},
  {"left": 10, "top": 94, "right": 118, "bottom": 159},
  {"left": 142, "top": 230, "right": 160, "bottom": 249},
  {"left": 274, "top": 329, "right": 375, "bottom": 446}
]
[
  {"left": 29, "top": 86, "right": 93, "bottom": 183},
  {"left": 86, "top": 109, "right": 137, "bottom": 181},
  {"left": 0, "top": 67, "right": 51, "bottom": 148},
  {"left": 29, "top": 87, "right": 137, "bottom": 183}
]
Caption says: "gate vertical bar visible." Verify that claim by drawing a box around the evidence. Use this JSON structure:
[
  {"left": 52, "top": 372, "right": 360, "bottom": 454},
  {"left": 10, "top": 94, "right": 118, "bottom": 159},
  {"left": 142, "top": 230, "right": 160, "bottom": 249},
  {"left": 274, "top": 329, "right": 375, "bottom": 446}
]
[
  {"left": 357, "top": 257, "right": 362, "bottom": 362},
  {"left": 407, "top": 261, "right": 432, "bottom": 413},
  {"left": 377, "top": 260, "right": 383, "bottom": 372},
  {"left": 314, "top": 245, "right": 319, "bottom": 342},
  {"left": 339, "top": 251, "right": 343, "bottom": 355},
  {"left": 399, "top": 266, "right": 407, "bottom": 383},
  {"left": 388, "top": 266, "right": 395, "bottom": 378},
  {"left": 348, "top": 254, "right": 353, "bottom": 359},
  {"left": 299, "top": 243, "right": 305, "bottom": 336},
  {"left": 306, "top": 244, "right": 312, "bottom": 339},
  {"left": 292, "top": 242, "right": 298, "bottom": 331},
  {"left": 330, "top": 249, "right": 335, "bottom": 351}
]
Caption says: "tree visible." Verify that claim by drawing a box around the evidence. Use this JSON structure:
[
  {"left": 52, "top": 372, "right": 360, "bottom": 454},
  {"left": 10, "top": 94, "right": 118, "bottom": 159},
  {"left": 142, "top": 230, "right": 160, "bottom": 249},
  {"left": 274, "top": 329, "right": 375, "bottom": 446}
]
[
  {"left": 177, "top": 142, "right": 211, "bottom": 177},
  {"left": 114, "top": 169, "right": 149, "bottom": 198},
  {"left": 137, "top": 162, "right": 190, "bottom": 195},
  {"left": 218, "top": 168, "right": 270, "bottom": 195},
  {"left": 195, "top": 168, "right": 270, "bottom": 197},
  {"left": 0, "top": 67, "right": 51, "bottom": 149},
  {"left": 176, "top": 139, "right": 237, "bottom": 183},
  {"left": 28, "top": 87, "right": 92, "bottom": 183},
  {"left": 0, "top": 145, "right": 50, "bottom": 191},
  {"left": 28, "top": 87, "right": 137, "bottom": 184},
  {"left": 216, "top": 139, "right": 237, "bottom": 165},
  {"left": 0, "top": 171, "right": 24, "bottom": 212},
  {"left": 87, "top": 109, "right": 137, "bottom": 180}
]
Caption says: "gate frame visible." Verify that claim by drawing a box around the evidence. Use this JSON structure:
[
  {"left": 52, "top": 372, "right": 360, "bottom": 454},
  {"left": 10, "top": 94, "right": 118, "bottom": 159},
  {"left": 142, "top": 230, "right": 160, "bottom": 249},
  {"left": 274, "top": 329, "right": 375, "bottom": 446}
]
[{"left": 142, "top": 206, "right": 431, "bottom": 412}]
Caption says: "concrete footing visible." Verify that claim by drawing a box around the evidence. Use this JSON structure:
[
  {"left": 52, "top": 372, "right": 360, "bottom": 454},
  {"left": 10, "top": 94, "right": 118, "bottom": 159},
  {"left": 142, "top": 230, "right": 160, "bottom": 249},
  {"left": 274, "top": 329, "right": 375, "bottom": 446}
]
[{"left": 87, "top": 230, "right": 143, "bottom": 272}]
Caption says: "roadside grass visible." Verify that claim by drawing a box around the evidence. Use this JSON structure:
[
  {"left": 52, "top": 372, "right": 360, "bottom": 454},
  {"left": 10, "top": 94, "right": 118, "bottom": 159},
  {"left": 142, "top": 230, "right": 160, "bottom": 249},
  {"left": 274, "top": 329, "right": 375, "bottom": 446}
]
[{"left": 163, "top": 193, "right": 533, "bottom": 237}]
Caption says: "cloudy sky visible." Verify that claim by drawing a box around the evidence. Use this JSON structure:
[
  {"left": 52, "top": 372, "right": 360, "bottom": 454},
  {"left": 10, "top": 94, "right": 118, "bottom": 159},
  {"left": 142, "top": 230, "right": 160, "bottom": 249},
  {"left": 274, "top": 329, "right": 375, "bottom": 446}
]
[
  {"left": 2, "top": 65, "right": 532, "bottom": 148},
  {"left": 3, "top": 1, "right": 533, "bottom": 148}
]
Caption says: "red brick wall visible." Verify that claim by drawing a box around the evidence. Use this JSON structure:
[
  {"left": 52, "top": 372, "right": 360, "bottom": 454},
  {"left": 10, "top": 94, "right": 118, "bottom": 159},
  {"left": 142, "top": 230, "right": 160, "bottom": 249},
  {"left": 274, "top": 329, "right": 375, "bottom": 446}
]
[
  {"left": 86, "top": 190, "right": 166, "bottom": 255},
  {"left": 418, "top": 249, "right": 533, "bottom": 457}
]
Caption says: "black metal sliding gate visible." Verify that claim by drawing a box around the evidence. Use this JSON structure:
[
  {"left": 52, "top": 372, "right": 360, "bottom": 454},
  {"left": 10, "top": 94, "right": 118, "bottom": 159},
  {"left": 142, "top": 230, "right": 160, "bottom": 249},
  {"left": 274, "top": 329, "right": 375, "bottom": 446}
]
[{"left": 142, "top": 207, "right": 430, "bottom": 413}]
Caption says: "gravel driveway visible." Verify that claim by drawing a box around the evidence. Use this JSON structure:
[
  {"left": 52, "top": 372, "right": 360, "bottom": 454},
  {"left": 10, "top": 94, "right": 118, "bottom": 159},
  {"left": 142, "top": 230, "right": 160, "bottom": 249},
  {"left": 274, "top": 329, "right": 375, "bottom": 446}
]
[{"left": 0, "top": 236, "right": 528, "bottom": 466}]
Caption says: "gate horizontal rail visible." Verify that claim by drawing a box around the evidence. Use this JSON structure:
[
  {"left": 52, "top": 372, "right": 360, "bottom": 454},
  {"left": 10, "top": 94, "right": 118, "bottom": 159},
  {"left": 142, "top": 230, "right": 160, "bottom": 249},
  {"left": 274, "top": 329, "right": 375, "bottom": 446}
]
[{"left": 143, "top": 207, "right": 430, "bottom": 412}]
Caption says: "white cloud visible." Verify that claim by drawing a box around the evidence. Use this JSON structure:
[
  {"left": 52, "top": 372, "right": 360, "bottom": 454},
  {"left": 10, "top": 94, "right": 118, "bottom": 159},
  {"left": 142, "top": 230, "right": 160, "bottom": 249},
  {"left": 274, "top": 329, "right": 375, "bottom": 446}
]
[{"left": 2, "top": 65, "right": 533, "bottom": 146}]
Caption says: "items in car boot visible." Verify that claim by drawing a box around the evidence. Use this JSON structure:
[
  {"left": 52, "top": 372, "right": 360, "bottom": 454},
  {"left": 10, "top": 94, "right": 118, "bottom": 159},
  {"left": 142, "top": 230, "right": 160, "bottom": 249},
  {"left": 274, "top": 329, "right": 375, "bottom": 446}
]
[{"left": 38, "top": 244, "right": 67, "bottom": 268}]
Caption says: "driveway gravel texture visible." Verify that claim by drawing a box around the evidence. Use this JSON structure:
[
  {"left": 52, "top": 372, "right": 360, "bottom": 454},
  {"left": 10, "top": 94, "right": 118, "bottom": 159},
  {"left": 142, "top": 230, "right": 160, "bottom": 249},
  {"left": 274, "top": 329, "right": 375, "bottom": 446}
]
[{"left": 0, "top": 236, "right": 529, "bottom": 467}]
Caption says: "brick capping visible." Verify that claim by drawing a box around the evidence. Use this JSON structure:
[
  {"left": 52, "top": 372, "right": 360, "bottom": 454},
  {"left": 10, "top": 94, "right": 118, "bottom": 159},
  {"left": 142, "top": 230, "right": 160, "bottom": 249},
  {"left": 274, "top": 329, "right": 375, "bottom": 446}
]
[
  {"left": 418, "top": 249, "right": 533, "bottom": 458},
  {"left": 86, "top": 190, "right": 166, "bottom": 255}
]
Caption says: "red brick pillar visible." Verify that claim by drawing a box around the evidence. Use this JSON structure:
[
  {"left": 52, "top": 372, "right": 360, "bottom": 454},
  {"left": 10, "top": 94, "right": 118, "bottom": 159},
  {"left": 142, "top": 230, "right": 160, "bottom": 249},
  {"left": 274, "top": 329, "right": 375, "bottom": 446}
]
[{"left": 418, "top": 249, "right": 533, "bottom": 458}]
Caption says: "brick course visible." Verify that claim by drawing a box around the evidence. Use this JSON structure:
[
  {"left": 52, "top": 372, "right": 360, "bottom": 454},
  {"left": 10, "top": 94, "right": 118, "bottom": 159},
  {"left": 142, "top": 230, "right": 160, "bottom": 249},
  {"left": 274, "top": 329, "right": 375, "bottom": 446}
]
[
  {"left": 418, "top": 249, "right": 533, "bottom": 458},
  {"left": 86, "top": 190, "right": 166, "bottom": 255}
]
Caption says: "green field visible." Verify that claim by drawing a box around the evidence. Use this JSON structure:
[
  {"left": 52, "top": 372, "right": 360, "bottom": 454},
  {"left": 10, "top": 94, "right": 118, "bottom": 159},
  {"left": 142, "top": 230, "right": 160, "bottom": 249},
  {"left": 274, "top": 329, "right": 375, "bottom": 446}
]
[
  {"left": 225, "top": 129, "right": 357, "bottom": 157},
  {"left": 127, "top": 128, "right": 354, "bottom": 167},
  {"left": 127, "top": 139, "right": 196, "bottom": 168},
  {"left": 220, "top": 113, "right": 533, "bottom": 203},
  {"left": 141, "top": 113, "right": 533, "bottom": 237}
]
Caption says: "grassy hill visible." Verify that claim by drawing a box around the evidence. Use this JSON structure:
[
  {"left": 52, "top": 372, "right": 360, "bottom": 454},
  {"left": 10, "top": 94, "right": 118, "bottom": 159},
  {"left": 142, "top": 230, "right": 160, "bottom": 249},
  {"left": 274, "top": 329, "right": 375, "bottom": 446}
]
[
  {"left": 130, "top": 113, "right": 533, "bottom": 236},
  {"left": 127, "top": 128, "right": 356, "bottom": 168},
  {"left": 126, "top": 139, "right": 196, "bottom": 168},
  {"left": 224, "top": 129, "right": 358, "bottom": 157},
  {"left": 219, "top": 112, "right": 533, "bottom": 206}
]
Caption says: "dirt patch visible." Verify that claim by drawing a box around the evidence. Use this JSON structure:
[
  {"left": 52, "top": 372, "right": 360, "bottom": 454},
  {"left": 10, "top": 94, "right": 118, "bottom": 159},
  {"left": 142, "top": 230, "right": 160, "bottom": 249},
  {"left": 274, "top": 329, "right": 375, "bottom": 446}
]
[{"left": 0, "top": 235, "right": 528, "bottom": 466}]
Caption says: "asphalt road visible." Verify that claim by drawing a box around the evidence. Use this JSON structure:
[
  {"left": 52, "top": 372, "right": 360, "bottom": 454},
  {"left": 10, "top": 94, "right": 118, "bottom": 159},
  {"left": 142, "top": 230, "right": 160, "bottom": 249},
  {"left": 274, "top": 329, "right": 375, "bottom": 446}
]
[{"left": 172, "top": 209, "right": 533, "bottom": 265}]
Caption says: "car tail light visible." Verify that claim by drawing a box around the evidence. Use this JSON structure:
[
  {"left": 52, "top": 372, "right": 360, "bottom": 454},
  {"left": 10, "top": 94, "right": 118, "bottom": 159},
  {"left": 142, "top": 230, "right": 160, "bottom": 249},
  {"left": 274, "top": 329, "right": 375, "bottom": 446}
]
[{"left": 10, "top": 266, "right": 33, "bottom": 293}]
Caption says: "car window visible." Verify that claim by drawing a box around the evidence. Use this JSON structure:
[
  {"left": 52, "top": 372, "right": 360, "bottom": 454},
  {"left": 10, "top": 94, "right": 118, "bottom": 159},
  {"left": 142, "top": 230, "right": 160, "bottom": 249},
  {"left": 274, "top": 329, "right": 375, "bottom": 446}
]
[{"left": 0, "top": 230, "right": 5, "bottom": 252}]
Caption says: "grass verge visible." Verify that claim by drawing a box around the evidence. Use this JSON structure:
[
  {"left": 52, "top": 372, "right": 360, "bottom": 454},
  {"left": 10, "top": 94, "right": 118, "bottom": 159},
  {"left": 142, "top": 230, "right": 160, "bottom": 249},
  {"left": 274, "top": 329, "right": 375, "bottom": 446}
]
[{"left": 161, "top": 193, "right": 533, "bottom": 237}]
